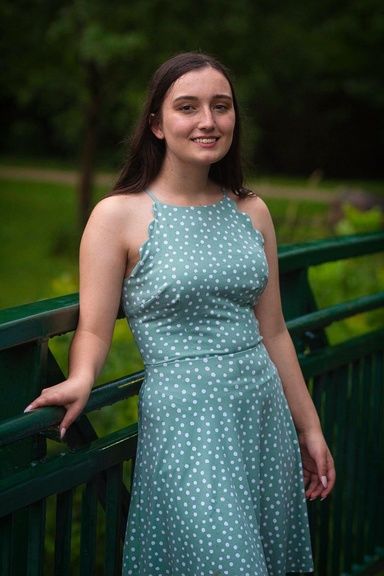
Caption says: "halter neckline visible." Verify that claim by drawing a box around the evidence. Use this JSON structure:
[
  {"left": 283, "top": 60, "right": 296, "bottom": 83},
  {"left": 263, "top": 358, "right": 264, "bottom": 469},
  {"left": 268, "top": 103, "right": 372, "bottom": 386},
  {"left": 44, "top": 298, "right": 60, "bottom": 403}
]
[{"left": 144, "top": 188, "right": 226, "bottom": 208}]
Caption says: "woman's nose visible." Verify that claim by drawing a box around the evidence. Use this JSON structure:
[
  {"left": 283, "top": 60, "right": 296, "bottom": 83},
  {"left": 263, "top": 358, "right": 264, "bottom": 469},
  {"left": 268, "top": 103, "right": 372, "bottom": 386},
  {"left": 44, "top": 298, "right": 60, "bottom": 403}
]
[{"left": 198, "top": 107, "right": 215, "bottom": 130}]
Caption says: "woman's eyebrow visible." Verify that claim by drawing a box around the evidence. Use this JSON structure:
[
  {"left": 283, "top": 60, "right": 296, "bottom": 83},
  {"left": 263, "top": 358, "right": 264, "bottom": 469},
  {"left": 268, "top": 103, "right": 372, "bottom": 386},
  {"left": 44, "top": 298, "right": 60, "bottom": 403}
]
[{"left": 173, "top": 94, "right": 233, "bottom": 103}]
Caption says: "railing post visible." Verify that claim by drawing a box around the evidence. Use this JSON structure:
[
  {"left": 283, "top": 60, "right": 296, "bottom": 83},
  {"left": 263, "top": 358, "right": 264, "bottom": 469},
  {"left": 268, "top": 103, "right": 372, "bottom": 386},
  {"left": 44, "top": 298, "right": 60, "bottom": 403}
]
[
  {"left": 0, "top": 338, "right": 49, "bottom": 575},
  {"left": 279, "top": 267, "right": 328, "bottom": 352},
  {"left": 0, "top": 340, "right": 48, "bottom": 469}
]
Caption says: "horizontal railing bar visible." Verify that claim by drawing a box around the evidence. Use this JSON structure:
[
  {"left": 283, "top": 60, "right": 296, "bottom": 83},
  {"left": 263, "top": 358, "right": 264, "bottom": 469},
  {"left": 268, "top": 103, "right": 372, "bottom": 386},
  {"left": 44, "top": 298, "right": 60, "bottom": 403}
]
[
  {"left": 0, "top": 293, "right": 79, "bottom": 351},
  {"left": 0, "top": 423, "right": 138, "bottom": 518},
  {"left": 85, "top": 371, "right": 144, "bottom": 414},
  {"left": 0, "top": 406, "right": 66, "bottom": 448},
  {"left": 0, "top": 232, "right": 382, "bottom": 351},
  {"left": 0, "top": 297, "right": 126, "bottom": 351},
  {"left": 286, "top": 292, "right": 384, "bottom": 334},
  {"left": 278, "top": 231, "right": 384, "bottom": 273},
  {"left": 0, "top": 370, "right": 144, "bottom": 449},
  {"left": 298, "top": 328, "right": 384, "bottom": 379}
]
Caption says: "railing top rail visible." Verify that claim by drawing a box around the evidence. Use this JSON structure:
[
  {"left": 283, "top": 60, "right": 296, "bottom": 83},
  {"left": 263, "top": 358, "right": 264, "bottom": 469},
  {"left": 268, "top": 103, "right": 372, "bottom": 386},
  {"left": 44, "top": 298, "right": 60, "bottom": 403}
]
[
  {"left": 0, "top": 293, "right": 79, "bottom": 351},
  {"left": 278, "top": 230, "right": 384, "bottom": 273},
  {"left": 0, "top": 231, "right": 382, "bottom": 351},
  {"left": 286, "top": 292, "right": 384, "bottom": 334}
]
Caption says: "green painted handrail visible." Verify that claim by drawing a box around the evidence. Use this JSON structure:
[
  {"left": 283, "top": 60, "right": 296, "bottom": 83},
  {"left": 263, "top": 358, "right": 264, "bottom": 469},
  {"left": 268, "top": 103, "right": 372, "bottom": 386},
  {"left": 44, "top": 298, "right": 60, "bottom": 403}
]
[
  {"left": 0, "top": 423, "right": 139, "bottom": 517},
  {"left": 278, "top": 230, "right": 384, "bottom": 272},
  {"left": 0, "top": 293, "right": 79, "bottom": 351},
  {"left": 0, "top": 370, "right": 144, "bottom": 449},
  {"left": 286, "top": 292, "right": 384, "bottom": 334}
]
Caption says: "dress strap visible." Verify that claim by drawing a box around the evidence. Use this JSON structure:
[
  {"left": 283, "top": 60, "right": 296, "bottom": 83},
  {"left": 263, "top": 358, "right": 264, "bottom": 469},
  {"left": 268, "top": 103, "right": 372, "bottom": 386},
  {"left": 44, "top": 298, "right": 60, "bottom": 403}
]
[{"left": 145, "top": 188, "right": 158, "bottom": 202}]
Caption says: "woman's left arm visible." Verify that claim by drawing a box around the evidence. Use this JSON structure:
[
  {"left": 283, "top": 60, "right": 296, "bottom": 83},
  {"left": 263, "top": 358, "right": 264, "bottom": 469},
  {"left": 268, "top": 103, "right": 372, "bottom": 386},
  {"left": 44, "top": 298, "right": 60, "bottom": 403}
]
[{"left": 247, "top": 196, "right": 336, "bottom": 500}]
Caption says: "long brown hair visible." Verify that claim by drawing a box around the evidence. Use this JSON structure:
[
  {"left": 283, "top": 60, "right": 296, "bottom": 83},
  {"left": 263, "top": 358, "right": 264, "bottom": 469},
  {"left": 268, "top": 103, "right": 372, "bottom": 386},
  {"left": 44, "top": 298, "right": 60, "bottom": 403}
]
[{"left": 109, "top": 52, "right": 252, "bottom": 197}]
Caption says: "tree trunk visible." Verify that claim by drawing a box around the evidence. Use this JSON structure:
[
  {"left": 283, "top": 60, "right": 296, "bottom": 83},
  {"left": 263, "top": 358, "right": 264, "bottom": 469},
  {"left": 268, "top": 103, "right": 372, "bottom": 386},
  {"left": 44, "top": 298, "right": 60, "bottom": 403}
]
[{"left": 78, "top": 61, "right": 101, "bottom": 230}]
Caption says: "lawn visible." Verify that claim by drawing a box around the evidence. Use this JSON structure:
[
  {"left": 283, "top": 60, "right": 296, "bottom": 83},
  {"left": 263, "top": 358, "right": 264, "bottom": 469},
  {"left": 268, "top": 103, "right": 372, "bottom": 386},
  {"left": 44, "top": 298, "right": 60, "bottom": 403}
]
[
  {"left": 0, "top": 171, "right": 333, "bottom": 309},
  {"left": 0, "top": 178, "right": 107, "bottom": 308}
]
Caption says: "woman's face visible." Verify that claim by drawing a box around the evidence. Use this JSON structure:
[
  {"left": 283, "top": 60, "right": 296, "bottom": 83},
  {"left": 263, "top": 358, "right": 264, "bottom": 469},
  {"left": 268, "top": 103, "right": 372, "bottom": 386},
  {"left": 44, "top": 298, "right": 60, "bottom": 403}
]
[{"left": 151, "top": 67, "right": 236, "bottom": 171}]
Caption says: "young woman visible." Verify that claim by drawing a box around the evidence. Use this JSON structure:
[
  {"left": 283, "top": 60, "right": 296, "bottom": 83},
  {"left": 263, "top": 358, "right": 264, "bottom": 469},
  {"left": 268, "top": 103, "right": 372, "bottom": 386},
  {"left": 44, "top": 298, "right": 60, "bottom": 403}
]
[{"left": 25, "top": 52, "right": 335, "bottom": 575}]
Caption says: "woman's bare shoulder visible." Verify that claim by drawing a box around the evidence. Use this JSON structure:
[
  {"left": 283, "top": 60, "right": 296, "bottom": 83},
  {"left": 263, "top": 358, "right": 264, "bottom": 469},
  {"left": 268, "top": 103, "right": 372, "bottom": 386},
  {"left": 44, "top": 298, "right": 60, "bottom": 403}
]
[
  {"left": 88, "top": 191, "right": 150, "bottom": 227},
  {"left": 93, "top": 191, "right": 149, "bottom": 213},
  {"left": 231, "top": 192, "right": 274, "bottom": 235},
  {"left": 235, "top": 191, "right": 268, "bottom": 210}
]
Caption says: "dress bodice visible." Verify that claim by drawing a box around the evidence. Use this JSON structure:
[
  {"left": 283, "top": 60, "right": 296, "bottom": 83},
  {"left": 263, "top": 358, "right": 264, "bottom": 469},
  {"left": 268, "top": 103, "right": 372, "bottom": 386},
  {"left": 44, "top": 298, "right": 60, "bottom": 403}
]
[{"left": 121, "top": 191, "right": 268, "bottom": 366}]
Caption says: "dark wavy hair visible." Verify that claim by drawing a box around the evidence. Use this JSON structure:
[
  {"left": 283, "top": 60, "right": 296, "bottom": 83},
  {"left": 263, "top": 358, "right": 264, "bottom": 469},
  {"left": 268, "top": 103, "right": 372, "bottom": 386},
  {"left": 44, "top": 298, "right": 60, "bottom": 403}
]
[{"left": 109, "top": 52, "right": 252, "bottom": 197}]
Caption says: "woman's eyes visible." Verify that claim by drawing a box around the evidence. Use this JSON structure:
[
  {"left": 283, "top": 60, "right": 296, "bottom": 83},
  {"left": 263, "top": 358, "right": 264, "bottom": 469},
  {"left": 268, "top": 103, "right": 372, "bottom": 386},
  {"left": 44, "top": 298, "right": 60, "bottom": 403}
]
[
  {"left": 179, "top": 103, "right": 229, "bottom": 112},
  {"left": 180, "top": 105, "right": 195, "bottom": 112}
]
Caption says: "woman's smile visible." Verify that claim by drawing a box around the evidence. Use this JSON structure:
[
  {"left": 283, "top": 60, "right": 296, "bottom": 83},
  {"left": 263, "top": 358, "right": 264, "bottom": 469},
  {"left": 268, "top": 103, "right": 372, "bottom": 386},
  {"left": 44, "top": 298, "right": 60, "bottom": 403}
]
[{"left": 192, "top": 137, "right": 219, "bottom": 144}]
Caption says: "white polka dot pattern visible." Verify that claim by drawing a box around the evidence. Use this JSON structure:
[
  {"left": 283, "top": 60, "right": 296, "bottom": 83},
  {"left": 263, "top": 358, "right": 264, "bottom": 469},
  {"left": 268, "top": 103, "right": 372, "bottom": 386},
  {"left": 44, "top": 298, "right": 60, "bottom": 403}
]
[{"left": 121, "top": 192, "right": 313, "bottom": 575}]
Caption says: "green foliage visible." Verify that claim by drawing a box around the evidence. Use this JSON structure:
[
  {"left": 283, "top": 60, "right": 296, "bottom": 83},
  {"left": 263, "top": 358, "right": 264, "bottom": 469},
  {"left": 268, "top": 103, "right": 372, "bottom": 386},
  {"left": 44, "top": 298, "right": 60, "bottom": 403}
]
[
  {"left": 309, "top": 203, "right": 384, "bottom": 343},
  {"left": 1, "top": 0, "right": 384, "bottom": 177},
  {"left": 270, "top": 199, "right": 330, "bottom": 244},
  {"left": 335, "top": 203, "right": 384, "bottom": 235}
]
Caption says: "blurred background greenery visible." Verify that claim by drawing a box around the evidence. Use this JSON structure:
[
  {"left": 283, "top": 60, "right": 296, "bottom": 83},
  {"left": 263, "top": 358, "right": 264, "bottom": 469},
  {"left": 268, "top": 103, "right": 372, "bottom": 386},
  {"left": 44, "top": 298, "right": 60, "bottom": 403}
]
[
  {"left": 2, "top": 0, "right": 384, "bottom": 178},
  {"left": 1, "top": 3, "right": 383, "bottom": 571},
  {"left": 1, "top": 0, "right": 383, "bottom": 346}
]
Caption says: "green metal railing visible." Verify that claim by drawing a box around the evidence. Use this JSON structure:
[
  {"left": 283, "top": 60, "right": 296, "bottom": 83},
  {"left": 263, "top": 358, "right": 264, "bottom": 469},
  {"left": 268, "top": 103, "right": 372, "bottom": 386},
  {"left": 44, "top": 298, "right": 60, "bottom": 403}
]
[{"left": 0, "top": 231, "right": 383, "bottom": 575}]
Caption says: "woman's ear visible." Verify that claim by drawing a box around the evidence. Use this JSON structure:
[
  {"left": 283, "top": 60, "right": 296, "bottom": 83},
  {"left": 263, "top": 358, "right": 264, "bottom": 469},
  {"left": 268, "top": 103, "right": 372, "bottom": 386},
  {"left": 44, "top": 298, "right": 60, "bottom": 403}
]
[{"left": 149, "top": 113, "right": 164, "bottom": 140}]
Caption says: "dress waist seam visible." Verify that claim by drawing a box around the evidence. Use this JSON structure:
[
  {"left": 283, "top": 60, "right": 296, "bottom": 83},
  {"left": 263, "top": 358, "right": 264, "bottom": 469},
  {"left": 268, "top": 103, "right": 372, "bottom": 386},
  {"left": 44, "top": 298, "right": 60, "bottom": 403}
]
[{"left": 143, "top": 341, "right": 264, "bottom": 368}]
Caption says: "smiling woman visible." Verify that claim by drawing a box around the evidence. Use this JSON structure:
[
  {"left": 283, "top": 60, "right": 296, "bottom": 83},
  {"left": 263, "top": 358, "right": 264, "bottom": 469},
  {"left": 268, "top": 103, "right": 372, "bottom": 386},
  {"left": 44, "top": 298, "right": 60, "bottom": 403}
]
[
  {"left": 109, "top": 52, "right": 247, "bottom": 200},
  {"left": 147, "top": 66, "right": 236, "bottom": 204},
  {"left": 25, "top": 52, "right": 335, "bottom": 576}
]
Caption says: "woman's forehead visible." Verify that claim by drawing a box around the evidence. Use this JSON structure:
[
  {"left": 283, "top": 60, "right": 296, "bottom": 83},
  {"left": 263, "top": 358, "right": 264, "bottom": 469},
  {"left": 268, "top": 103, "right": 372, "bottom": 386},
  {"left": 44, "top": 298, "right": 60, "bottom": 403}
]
[{"left": 166, "top": 67, "right": 232, "bottom": 100}]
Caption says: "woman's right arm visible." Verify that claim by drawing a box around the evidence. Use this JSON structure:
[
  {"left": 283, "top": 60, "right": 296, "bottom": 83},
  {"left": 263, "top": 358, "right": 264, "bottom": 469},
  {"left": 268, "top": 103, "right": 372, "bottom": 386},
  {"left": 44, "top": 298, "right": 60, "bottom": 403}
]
[{"left": 24, "top": 196, "right": 129, "bottom": 438}]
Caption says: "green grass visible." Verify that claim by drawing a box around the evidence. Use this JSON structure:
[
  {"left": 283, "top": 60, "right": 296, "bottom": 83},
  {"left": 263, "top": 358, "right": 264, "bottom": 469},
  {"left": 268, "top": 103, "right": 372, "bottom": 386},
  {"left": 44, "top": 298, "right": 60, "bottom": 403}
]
[
  {"left": 253, "top": 172, "right": 384, "bottom": 196},
  {"left": 0, "top": 173, "right": 331, "bottom": 309},
  {"left": 265, "top": 198, "right": 330, "bottom": 244},
  {"left": 0, "top": 178, "right": 82, "bottom": 308},
  {"left": 0, "top": 170, "right": 382, "bottom": 317},
  {"left": 0, "top": 175, "right": 143, "bottom": 440}
]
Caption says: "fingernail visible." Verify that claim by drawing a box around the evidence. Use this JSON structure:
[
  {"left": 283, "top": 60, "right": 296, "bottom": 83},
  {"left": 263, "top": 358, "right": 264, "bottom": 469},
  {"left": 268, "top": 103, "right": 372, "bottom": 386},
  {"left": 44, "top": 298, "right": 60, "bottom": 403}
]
[
  {"left": 321, "top": 476, "right": 328, "bottom": 488},
  {"left": 60, "top": 428, "right": 67, "bottom": 440},
  {"left": 24, "top": 405, "right": 33, "bottom": 413}
]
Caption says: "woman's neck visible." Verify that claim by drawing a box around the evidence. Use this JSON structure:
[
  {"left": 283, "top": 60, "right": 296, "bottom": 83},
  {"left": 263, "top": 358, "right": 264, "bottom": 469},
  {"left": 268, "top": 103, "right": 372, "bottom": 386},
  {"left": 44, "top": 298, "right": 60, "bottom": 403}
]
[{"left": 149, "top": 163, "right": 221, "bottom": 206}]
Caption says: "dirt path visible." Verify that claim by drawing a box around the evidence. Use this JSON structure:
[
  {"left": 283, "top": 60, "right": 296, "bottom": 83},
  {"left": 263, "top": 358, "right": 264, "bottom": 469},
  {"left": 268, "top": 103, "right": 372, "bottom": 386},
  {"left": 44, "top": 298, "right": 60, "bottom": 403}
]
[
  {"left": 0, "top": 165, "right": 339, "bottom": 203},
  {"left": 0, "top": 166, "right": 115, "bottom": 187}
]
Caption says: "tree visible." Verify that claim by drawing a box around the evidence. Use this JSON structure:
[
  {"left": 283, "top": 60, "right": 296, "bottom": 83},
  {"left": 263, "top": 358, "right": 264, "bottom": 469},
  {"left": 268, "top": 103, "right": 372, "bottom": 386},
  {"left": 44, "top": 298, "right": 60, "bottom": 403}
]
[
  {"left": 39, "top": 1, "right": 147, "bottom": 227},
  {"left": 1, "top": 0, "right": 383, "bottom": 225}
]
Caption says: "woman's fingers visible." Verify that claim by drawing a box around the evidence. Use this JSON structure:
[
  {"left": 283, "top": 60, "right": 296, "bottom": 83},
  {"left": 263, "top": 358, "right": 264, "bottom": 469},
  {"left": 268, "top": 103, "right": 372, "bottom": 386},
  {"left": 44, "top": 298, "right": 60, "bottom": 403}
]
[
  {"left": 23, "top": 382, "right": 90, "bottom": 439},
  {"left": 300, "top": 433, "right": 336, "bottom": 501},
  {"left": 58, "top": 400, "right": 89, "bottom": 438}
]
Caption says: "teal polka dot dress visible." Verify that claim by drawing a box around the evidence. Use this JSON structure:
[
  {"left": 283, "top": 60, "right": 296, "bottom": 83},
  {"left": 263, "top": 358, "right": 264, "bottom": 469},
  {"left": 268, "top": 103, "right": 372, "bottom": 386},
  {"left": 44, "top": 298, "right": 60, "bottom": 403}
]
[{"left": 121, "top": 190, "right": 313, "bottom": 575}]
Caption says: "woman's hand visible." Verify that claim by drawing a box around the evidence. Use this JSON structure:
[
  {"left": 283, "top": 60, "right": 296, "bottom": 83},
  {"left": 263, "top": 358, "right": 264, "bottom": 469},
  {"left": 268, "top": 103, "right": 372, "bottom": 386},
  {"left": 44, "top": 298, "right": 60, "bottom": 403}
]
[
  {"left": 24, "top": 377, "right": 93, "bottom": 440},
  {"left": 22, "top": 196, "right": 133, "bottom": 440},
  {"left": 297, "top": 430, "right": 336, "bottom": 501}
]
